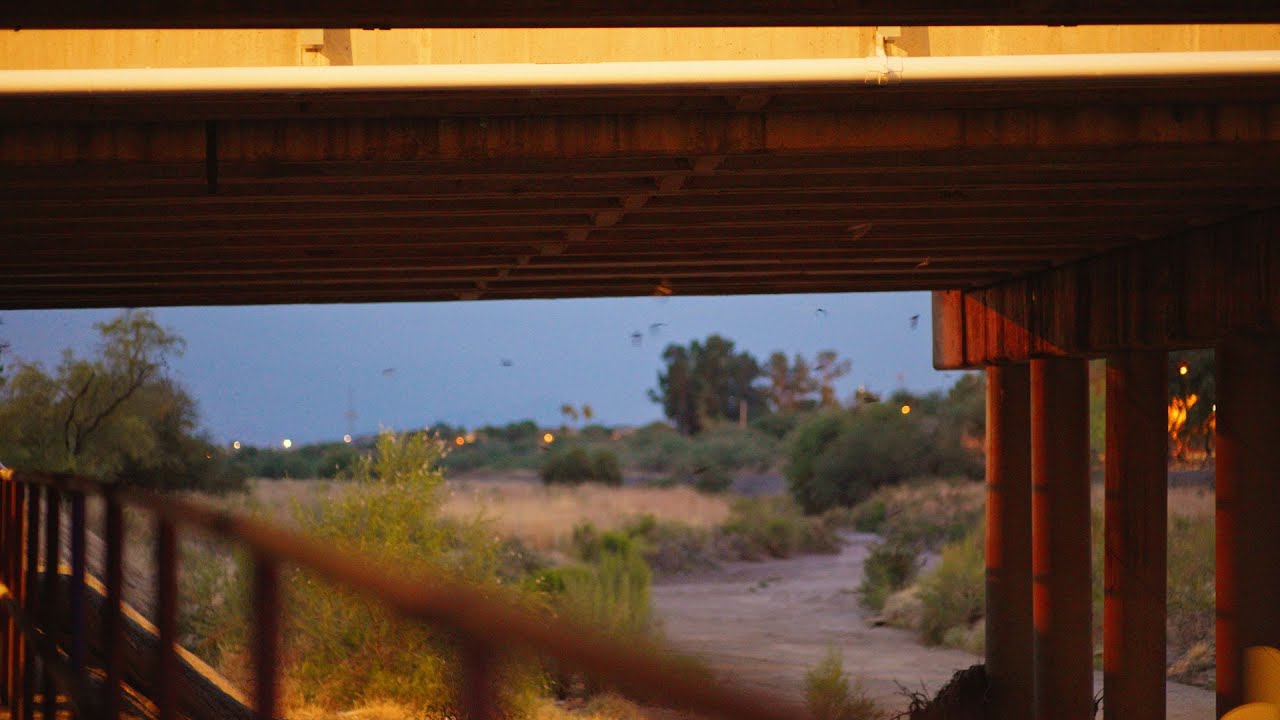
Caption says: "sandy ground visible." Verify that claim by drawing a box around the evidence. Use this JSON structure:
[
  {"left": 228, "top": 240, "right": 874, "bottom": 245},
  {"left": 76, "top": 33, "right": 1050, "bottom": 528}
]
[{"left": 652, "top": 532, "right": 1215, "bottom": 719}]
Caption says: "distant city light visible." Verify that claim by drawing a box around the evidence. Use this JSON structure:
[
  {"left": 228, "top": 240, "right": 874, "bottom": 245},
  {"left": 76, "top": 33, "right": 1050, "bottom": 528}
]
[
  {"left": 343, "top": 434, "right": 352, "bottom": 444},
  {"left": 455, "top": 436, "right": 466, "bottom": 446},
  {"left": 282, "top": 438, "right": 293, "bottom": 449},
  {"left": 900, "top": 404, "right": 912, "bottom": 415},
  {"left": 543, "top": 433, "right": 555, "bottom": 443},
  {"left": 1178, "top": 361, "right": 1189, "bottom": 376},
  {"left": 232, "top": 441, "right": 241, "bottom": 450}
]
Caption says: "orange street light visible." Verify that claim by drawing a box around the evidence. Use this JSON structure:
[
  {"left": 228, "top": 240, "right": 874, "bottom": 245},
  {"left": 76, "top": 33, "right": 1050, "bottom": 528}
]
[
  {"left": 900, "top": 404, "right": 912, "bottom": 415},
  {"left": 543, "top": 433, "right": 555, "bottom": 443}
]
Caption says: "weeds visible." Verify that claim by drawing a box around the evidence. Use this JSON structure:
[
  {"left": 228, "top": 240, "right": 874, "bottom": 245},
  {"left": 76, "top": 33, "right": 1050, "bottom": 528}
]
[
  {"left": 916, "top": 527, "right": 984, "bottom": 648},
  {"left": 859, "top": 541, "right": 921, "bottom": 613},
  {"left": 805, "top": 645, "right": 882, "bottom": 720},
  {"left": 720, "top": 496, "right": 841, "bottom": 560},
  {"left": 848, "top": 480, "right": 984, "bottom": 551}
]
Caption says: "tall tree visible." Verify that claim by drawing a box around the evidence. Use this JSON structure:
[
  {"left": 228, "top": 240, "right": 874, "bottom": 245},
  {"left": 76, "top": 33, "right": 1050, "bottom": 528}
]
[
  {"left": 650, "top": 335, "right": 763, "bottom": 435},
  {"left": 649, "top": 344, "right": 699, "bottom": 434},
  {"left": 813, "top": 350, "right": 852, "bottom": 408},
  {"left": 0, "top": 309, "right": 236, "bottom": 490}
]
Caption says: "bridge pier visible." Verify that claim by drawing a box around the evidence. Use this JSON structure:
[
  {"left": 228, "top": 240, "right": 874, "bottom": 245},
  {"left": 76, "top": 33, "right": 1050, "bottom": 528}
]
[
  {"left": 1031, "top": 357, "right": 1093, "bottom": 720},
  {"left": 1103, "top": 351, "right": 1168, "bottom": 720},
  {"left": 1216, "top": 333, "right": 1280, "bottom": 716},
  {"left": 985, "top": 364, "right": 1035, "bottom": 720}
]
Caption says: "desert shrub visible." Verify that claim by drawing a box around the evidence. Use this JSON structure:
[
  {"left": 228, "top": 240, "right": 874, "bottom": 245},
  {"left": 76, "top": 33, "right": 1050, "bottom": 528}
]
[
  {"left": 845, "top": 499, "right": 887, "bottom": 533},
  {"left": 590, "top": 450, "right": 624, "bottom": 486},
  {"left": 719, "top": 496, "right": 840, "bottom": 560},
  {"left": 541, "top": 447, "right": 623, "bottom": 486},
  {"left": 858, "top": 540, "right": 921, "bottom": 612},
  {"left": 281, "top": 430, "right": 533, "bottom": 714},
  {"left": 808, "top": 405, "right": 934, "bottom": 510},
  {"left": 805, "top": 645, "right": 881, "bottom": 720},
  {"left": 786, "top": 412, "right": 850, "bottom": 513},
  {"left": 573, "top": 515, "right": 723, "bottom": 576},
  {"left": 917, "top": 526, "right": 985, "bottom": 647},
  {"left": 557, "top": 534, "right": 653, "bottom": 639},
  {"left": 617, "top": 515, "right": 718, "bottom": 575},
  {"left": 623, "top": 423, "right": 691, "bottom": 473},
  {"left": 664, "top": 459, "right": 733, "bottom": 493},
  {"left": 752, "top": 412, "right": 802, "bottom": 440},
  {"left": 787, "top": 392, "right": 985, "bottom": 515},
  {"left": 849, "top": 480, "right": 984, "bottom": 551}
]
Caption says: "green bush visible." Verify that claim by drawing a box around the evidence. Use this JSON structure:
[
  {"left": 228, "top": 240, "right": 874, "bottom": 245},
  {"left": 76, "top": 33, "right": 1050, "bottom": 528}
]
[
  {"left": 805, "top": 645, "right": 881, "bottom": 720},
  {"left": 917, "top": 526, "right": 985, "bottom": 646},
  {"left": 540, "top": 447, "right": 623, "bottom": 486},
  {"left": 858, "top": 541, "right": 920, "bottom": 612},
  {"left": 786, "top": 392, "right": 984, "bottom": 515},
  {"left": 846, "top": 499, "right": 887, "bottom": 533},
  {"left": 785, "top": 411, "right": 850, "bottom": 513},
  {"left": 719, "top": 496, "right": 840, "bottom": 560},
  {"left": 847, "top": 479, "right": 985, "bottom": 551},
  {"left": 751, "top": 412, "right": 802, "bottom": 440},
  {"left": 591, "top": 449, "right": 624, "bottom": 486},
  {"left": 557, "top": 534, "right": 653, "bottom": 639}
]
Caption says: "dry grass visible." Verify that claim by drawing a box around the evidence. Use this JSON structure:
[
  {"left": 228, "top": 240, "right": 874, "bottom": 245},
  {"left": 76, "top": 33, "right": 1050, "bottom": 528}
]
[
  {"left": 442, "top": 480, "right": 731, "bottom": 552},
  {"left": 237, "top": 477, "right": 730, "bottom": 553}
]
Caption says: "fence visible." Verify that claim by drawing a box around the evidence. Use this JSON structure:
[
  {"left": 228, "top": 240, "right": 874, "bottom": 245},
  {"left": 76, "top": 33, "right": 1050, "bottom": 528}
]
[{"left": 0, "top": 468, "right": 809, "bottom": 720}]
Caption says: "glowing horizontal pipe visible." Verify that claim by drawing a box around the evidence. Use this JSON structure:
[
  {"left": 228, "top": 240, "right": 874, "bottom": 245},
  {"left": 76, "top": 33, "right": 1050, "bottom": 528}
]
[{"left": 1, "top": 51, "right": 1279, "bottom": 96}]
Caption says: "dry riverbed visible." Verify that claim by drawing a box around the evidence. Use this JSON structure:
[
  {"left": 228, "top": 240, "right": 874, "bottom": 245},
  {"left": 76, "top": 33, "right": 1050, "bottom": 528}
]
[{"left": 652, "top": 532, "right": 1214, "bottom": 719}]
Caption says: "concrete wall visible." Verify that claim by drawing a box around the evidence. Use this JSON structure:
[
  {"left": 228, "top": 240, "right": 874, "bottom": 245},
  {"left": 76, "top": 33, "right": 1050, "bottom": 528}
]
[{"left": 1, "top": 25, "right": 1278, "bottom": 69}]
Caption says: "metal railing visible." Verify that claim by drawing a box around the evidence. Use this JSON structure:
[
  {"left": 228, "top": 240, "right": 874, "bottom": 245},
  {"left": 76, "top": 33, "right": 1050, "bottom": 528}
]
[{"left": 0, "top": 468, "right": 809, "bottom": 720}]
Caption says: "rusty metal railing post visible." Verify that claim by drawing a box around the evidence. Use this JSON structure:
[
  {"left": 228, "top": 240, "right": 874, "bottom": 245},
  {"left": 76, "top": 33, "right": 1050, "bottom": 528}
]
[
  {"left": 0, "top": 475, "right": 10, "bottom": 708},
  {"left": 42, "top": 486, "right": 60, "bottom": 720},
  {"left": 252, "top": 553, "right": 280, "bottom": 720},
  {"left": 461, "top": 640, "right": 498, "bottom": 720},
  {"left": 21, "top": 483, "right": 38, "bottom": 720},
  {"left": 8, "top": 483, "right": 25, "bottom": 720},
  {"left": 102, "top": 490, "right": 124, "bottom": 720},
  {"left": 155, "top": 519, "right": 178, "bottom": 720},
  {"left": 69, "top": 490, "right": 88, "bottom": 708}
]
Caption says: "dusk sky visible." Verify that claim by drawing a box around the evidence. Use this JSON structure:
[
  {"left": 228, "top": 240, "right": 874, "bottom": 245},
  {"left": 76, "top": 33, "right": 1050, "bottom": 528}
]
[{"left": 1, "top": 292, "right": 965, "bottom": 447}]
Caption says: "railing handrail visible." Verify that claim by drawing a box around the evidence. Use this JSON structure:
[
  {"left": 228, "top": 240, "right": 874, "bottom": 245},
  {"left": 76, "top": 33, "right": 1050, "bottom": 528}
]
[{"left": 0, "top": 468, "right": 811, "bottom": 720}]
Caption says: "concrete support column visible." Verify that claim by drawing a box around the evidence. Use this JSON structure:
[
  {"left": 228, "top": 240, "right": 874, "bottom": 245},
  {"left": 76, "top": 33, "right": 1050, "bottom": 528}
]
[
  {"left": 1103, "top": 351, "right": 1167, "bottom": 720},
  {"left": 1031, "top": 357, "right": 1093, "bottom": 720},
  {"left": 986, "top": 364, "right": 1034, "bottom": 720},
  {"left": 1216, "top": 334, "right": 1280, "bottom": 716}
]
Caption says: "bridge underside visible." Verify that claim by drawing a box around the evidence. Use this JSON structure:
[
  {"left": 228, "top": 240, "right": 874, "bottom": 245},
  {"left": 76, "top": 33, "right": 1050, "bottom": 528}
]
[{"left": 4, "top": 73, "right": 1280, "bottom": 309}]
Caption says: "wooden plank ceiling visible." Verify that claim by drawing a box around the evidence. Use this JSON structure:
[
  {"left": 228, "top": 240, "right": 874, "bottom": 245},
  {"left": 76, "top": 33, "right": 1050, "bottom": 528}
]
[
  {"left": 3, "top": 74, "right": 1280, "bottom": 309},
  {"left": 10, "top": 0, "right": 1280, "bottom": 29}
]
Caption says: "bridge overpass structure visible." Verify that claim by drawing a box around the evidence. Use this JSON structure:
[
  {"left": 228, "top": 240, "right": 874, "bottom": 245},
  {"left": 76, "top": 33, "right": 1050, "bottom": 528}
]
[{"left": 2, "top": 9, "right": 1280, "bottom": 720}]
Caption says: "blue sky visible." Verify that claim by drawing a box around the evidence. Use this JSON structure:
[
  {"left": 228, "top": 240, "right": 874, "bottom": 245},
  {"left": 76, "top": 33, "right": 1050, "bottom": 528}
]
[{"left": 0, "top": 292, "right": 964, "bottom": 447}]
